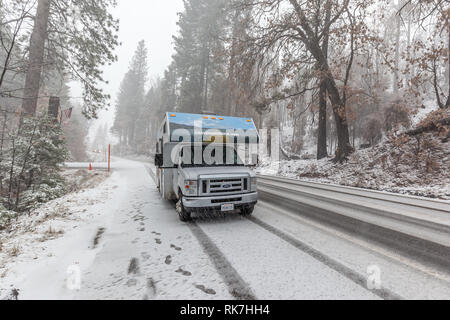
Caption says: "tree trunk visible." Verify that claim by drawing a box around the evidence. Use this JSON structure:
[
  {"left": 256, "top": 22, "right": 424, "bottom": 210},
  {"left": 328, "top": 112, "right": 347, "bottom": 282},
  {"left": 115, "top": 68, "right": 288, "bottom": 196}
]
[
  {"left": 317, "top": 1, "right": 331, "bottom": 160},
  {"left": 445, "top": 16, "right": 450, "bottom": 109},
  {"left": 7, "top": 134, "right": 18, "bottom": 209},
  {"left": 393, "top": 14, "right": 400, "bottom": 94},
  {"left": 21, "top": 0, "right": 51, "bottom": 116},
  {"left": 317, "top": 81, "right": 328, "bottom": 159},
  {"left": 0, "top": 112, "right": 7, "bottom": 162},
  {"left": 407, "top": 12, "right": 412, "bottom": 84},
  {"left": 406, "top": 117, "right": 450, "bottom": 136},
  {"left": 324, "top": 74, "right": 353, "bottom": 162},
  {"left": 288, "top": 0, "right": 353, "bottom": 162},
  {"left": 204, "top": 50, "right": 209, "bottom": 111},
  {"left": 228, "top": 10, "right": 240, "bottom": 116}
]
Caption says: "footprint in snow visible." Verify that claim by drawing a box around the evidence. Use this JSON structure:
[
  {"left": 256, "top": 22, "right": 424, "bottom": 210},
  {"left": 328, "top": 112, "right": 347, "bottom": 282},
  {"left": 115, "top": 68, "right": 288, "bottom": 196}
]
[
  {"left": 165, "top": 256, "right": 172, "bottom": 265},
  {"left": 155, "top": 239, "right": 162, "bottom": 245},
  {"left": 195, "top": 285, "right": 216, "bottom": 295},
  {"left": 93, "top": 227, "right": 106, "bottom": 248},
  {"left": 128, "top": 258, "right": 140, "bottom": 275},
  {"left": 170, "top": 244, "right": 182, "bottom": 251},
  {"left": 175, "top": 267, "right": 192, "bottom": 277},
  {"left": 152, "top": 231, "right": 161, "bottom": 236},
  {"left": 146, "top": 278, "right": 157, "bottom": 296}
]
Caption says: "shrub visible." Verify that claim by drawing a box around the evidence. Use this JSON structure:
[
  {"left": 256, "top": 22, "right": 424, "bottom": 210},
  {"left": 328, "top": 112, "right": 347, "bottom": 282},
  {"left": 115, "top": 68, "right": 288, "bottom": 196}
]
[{"left": 0, "top": 204, "right": 16, "bottom": 228}]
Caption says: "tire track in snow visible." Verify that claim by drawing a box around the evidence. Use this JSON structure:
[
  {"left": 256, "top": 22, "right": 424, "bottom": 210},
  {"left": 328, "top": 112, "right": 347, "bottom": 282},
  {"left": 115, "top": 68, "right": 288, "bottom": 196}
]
[
  {"left": 143, "top": 162, "right": 396, "bottom": 299},
  {"left": 144, "top": 166, "right": 255, "bottom": 299},
  {"left": 247, "top": 216, "right": 403, "bottom": 300},
  {"left": 188, "top": 222, "right": 256, "bottom": 300}
]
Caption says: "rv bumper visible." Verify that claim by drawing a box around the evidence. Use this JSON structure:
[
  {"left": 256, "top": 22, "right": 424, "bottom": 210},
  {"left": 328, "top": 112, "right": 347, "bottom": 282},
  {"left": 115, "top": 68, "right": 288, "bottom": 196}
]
[{"left": 183, "top": 192, "right": 258, "bottom": 211}]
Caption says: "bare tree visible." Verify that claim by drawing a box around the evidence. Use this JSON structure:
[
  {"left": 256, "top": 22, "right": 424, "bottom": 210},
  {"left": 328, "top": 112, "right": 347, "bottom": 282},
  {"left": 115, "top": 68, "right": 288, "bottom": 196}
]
[
  {"left": 399, "top": 0, "right": 450, "bottom": 109},
  {"left": 317, "top": 0, "right": 332, "bottom": 160},
  {"left": 233, "top": 0, "right": 365, "bottom": 161}
]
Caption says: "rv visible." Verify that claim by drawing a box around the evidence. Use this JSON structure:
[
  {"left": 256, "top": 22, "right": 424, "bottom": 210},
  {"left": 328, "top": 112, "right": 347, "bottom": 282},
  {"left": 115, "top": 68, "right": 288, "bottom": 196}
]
[{"left": 154, "top": 112, "right": 259, "bottom": 221}]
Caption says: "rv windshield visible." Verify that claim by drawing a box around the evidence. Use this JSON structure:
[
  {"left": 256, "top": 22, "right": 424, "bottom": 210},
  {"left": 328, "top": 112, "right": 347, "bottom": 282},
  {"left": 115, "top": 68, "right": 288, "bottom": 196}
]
[{"left": 180, "top": 145, "right": 244, "bottom": 167}]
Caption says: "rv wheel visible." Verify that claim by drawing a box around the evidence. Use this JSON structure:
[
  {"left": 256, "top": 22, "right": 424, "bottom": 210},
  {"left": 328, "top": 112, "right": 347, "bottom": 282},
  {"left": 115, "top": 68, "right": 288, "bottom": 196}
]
[
  {"left": 240, "top": 205, "right": 255, "bottom": 216},
  {"left": 176, "top": 194, "right": 191, "bottom": 222}
]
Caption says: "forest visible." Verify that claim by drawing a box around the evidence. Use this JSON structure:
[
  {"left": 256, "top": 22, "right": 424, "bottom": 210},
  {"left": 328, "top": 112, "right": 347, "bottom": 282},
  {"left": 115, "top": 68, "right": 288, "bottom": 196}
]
[
  {"left": 112, "top": 0, "right": 449, "bottom": 197},
  {"left": 0, "top": 0, "right": 118, "bottom": 223},
  {"left": 113, "top": 0, "right": 448, "bottom": 158}
]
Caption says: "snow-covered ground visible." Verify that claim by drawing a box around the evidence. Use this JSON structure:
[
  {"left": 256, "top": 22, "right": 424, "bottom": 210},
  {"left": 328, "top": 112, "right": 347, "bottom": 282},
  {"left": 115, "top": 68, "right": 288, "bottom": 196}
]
[
  {"left": 0, "top": 159, "right": 380, "bottom": 300},
  {"left": 1, "top": 158, "right": 448, "bottom": 300},
  {"left": 0, "top": 158, "right": 380, "bottom": 300},
  {"left": 0, "top": 159, "right": 231, "bottom": 300},
  {"left": 257, "top": 133, "right": 450, "bottom": 200},
  {"left": 411, "top": 100, "right": 439, "bottom": 127}
]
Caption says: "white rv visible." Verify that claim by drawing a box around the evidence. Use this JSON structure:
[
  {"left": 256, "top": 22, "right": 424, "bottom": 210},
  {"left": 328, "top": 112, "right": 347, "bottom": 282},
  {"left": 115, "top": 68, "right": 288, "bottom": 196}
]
[{"left": 155, "top": 112, "right": 259, "bottom": 221}]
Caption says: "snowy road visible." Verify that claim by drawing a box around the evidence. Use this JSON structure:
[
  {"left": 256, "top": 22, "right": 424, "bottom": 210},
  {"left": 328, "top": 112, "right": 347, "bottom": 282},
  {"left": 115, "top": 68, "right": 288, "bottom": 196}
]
[{"left": 2, "top": 158, "right": 449, "bottom": 300}]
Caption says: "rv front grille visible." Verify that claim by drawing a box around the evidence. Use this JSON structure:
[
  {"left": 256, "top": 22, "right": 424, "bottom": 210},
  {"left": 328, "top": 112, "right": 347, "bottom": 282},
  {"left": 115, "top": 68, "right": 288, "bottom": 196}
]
[{"left": 200, "top": 177, "right": 250, "bottom": 196}]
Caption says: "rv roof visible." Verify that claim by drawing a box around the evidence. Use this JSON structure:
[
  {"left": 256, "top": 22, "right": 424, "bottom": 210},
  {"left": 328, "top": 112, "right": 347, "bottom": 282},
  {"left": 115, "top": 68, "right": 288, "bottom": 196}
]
[{"left": 167, "top": 112, "right": 256, "bottom": 131}]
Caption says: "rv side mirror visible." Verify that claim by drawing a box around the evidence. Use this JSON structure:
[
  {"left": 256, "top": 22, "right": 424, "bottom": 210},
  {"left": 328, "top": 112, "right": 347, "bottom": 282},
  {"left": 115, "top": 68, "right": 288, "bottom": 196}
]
[{"left": 154, "top": 154, "right": 163, "bottom": 167}]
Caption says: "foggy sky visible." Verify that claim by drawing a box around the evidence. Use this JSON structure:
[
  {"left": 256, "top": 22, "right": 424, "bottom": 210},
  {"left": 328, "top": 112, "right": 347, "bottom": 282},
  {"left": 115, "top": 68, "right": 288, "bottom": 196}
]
[{"left": 71, "top": 0, "right": 184, "bottom": 143}]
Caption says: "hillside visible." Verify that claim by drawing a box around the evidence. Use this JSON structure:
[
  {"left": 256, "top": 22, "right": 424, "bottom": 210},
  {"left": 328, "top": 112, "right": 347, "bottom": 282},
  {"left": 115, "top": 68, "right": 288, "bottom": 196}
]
[{"left": 258, "top": 118, "right": 450, "bottom": 200}]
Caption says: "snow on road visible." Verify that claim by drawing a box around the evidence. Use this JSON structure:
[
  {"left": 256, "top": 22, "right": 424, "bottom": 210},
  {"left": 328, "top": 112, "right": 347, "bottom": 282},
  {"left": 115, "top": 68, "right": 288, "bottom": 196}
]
[
  {"left": 73, "top": 160, "right": 232, "bottom": 300},
  {"left": 193, "top": 215, "right": 379, "bottom": 300},
  {"left": 253, "top": 202, "right": 450, "bottom": 300},
  {"left": 2, "top": 158, "right": 426, "bottom": 300}
]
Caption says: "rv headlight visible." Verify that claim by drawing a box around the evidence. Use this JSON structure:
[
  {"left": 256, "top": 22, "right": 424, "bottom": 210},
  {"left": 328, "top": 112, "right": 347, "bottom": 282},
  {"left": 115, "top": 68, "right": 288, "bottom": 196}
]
[
  {"left": 185, "top": 180, "right": 197, "bottom": 187},
  {"left": 184, "top": 180, "right": 198, "bottom": 195},
  {"left": 251, "top": 177, "right": 257, "bottom": 191}
]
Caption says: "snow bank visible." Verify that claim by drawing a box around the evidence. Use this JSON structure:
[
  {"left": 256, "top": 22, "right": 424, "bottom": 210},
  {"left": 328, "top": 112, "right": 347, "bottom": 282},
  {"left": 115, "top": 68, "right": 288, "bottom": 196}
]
[
  {"left": 258, "top": 134, "right": 450, "bottom": 200},
  {"left": 0, "top": 169, "right": 109, "bottom": 299}
]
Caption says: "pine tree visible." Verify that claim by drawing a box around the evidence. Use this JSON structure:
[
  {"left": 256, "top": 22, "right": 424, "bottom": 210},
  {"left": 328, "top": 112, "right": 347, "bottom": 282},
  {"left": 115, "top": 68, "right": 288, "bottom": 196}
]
[
  {"left": 112, "top": 40, "right": 149, "bottom": 152},
  {"left": 20, "top": 0, "right": 119, "bottom": 118},
  {"left": 173, "top": 0, "right": 228, "bottom": 113},
  {"left": 1, "top": 114, "right": 69, "bottom": 213}
]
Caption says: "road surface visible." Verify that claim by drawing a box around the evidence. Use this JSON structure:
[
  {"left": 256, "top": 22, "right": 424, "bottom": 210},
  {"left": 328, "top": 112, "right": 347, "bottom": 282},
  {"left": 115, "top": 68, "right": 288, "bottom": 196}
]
[{"left": 2, "top": 158, "right": 449, "bottom": 300}]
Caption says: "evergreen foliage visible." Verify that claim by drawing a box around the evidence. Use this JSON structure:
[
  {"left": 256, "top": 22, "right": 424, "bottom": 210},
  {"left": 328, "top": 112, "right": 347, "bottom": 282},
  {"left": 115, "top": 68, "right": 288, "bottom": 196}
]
[
  {"left": 112, "top": 40, "right": 149, "bottom": 153},
  {"left": 0, "top": 114, "right": 69, "bottom": 226}
]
